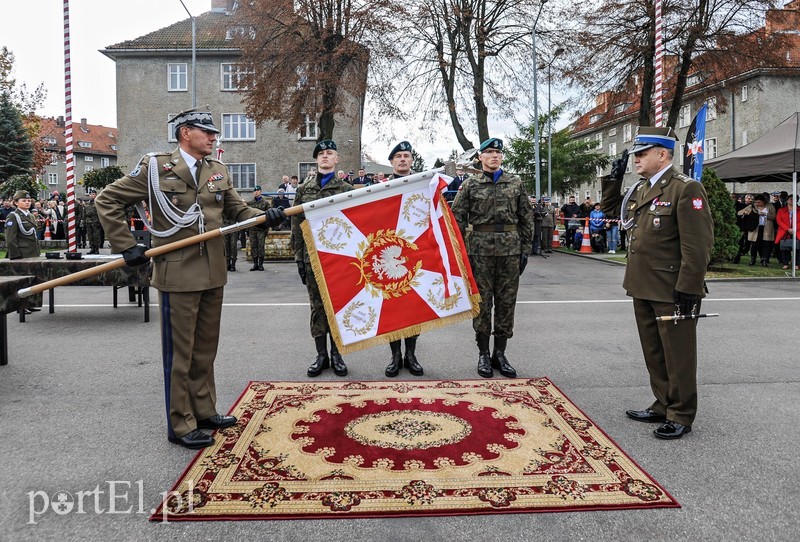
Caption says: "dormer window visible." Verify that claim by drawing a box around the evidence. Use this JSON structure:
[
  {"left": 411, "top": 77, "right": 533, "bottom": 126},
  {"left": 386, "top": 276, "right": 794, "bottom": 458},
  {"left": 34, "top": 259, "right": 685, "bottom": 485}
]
[
  {"left": 78, "top": 141, "right": 92, "bottom": 148},
  {"left": 590, "top": 114, "right": 602, "bottom": 123},
  {"left": 687, "top": 73, "right": 703, "bottom": 86},
  {"left": 226, "top": 26, "right": 255, "bottom": 40}
]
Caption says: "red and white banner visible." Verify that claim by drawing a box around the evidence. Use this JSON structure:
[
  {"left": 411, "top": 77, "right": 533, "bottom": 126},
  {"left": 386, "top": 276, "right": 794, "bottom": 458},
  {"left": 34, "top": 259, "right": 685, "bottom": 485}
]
[{"left": 301, "top": 172, "right": 480, "bottom": 353}]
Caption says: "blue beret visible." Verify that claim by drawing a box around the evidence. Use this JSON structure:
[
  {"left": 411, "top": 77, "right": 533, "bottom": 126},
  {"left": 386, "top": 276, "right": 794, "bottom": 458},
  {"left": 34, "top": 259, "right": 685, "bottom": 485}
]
[
  {"left": 388, "top": 141, "right": 413, "bottom": 160},
  {"left": 313, "top": 139, "right": 337, "bottom": 158},
  {"left": 479, "top": 138, "right": 503, "bottom": 152}
]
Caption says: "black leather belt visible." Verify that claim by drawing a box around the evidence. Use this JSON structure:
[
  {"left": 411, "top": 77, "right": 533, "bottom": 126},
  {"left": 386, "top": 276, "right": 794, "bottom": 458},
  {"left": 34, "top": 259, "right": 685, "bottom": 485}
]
[{"left": 472, "top": 224, "right": 518, "bottom": 232}]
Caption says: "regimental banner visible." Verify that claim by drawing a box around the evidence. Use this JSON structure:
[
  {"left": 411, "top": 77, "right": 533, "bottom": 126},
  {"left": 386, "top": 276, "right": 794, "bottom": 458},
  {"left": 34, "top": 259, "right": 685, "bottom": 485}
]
[
  {"left": 683, "top": 103, "right": 708, "bottom": 181},
  {"left": 301, "top": 172, "right": 480, "bottom": 353}
]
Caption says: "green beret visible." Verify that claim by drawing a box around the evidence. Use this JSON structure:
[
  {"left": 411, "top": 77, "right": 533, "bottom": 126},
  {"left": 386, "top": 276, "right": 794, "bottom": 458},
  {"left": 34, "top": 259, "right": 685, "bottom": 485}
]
[
  {"left": 253, "top": 185, "right": 262, "bottom": 191},
  {"left": 479, "top": 138, "right": 503, "bottom": 152},
  {"left": 313, "top": 139, "right": 337, "bottom": 158},
  {"left": 388, "top": 141, "right": 413, "bottom": 160}
]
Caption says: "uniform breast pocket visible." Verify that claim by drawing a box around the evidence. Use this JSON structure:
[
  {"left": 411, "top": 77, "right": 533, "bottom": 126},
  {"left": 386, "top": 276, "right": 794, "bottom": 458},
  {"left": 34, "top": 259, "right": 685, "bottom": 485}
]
[
  {"left": 646, "top": 206, "right": 673, "bottom": 233},
  {"left": 160, "top": 179, "right": 188, "bottom": 205}
]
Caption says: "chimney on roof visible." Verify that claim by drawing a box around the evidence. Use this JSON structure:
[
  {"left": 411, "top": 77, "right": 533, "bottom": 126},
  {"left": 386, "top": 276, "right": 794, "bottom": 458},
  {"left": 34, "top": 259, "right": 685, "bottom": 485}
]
[
  {"left": 80, "top": 118, "right": 88, "bottom": 132},
  {"left": 211, "top": 0, "right": 236, "bottom": 13},
  {"left": 596, "top": 91, "right": 612, "bottom": 108},
  {"left": 57, "top": 116, "right": 64, "bottom": 127}
]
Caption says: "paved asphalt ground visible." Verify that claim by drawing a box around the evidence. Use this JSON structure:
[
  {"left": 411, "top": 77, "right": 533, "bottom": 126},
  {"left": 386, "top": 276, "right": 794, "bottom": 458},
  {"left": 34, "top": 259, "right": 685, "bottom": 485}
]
[{"left": 1, "top": 251, "right": 798, "bottom": 541}]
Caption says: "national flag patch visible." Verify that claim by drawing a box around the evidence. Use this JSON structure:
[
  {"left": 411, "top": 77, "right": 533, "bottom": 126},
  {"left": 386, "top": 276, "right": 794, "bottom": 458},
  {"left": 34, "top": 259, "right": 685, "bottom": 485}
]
[{"left": 692, "top": 198, "right": 704, "bottom": 210}]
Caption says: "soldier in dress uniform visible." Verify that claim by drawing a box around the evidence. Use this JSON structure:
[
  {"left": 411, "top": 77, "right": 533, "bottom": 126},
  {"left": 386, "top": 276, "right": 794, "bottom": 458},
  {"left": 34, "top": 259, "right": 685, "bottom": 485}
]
[
  {"left": 451, "top": 138, "right": 534, "bottom": 379},
  {"left": 5, "top": 190, "right": 43, "bottom": 313},
  {"left": 291, "top": 140, "right": 353, "bottom": 378},
  {"left": 600, "top": 126, "right": 713, "bottom": 440},
  {"left": 84, "top": 190, "right": 103, "bottom": 254},
  {"left": 96, "top": 107, "right": 285, "bottom": 449},
  {"left": 247, "top": 185, "right": 270, "bottom": 271},
  {"left": 379, "top": 141, "right": 426, "bottom": 378}
]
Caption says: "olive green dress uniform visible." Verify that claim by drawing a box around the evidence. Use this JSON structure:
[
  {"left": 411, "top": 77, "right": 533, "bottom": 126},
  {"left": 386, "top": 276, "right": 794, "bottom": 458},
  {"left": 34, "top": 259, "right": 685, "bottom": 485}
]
[
  {"left": 451, "top": 170, "right": 534, "bottom": 339},
  {"left": 5, "top": 209, "right": 41, "bottom": 259},
  {"left": 291, "top": 173, "right": 354, "bottom": 338},
  {"left": 96, "top": 149, "right": 264, "bottom": 441},
  {"left": 601, "top": 164, "right": 713, "bottom": 427},
  {"left": 247, "top": 193, "right": 270, "bottom": 269}
]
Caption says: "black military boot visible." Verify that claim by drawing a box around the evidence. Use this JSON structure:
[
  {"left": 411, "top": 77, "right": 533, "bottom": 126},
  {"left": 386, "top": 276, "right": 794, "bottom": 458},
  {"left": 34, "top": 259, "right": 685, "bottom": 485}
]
[
  {"left": 257, "top": 257, "right": 265, "bottom": 271},
  {"left": 329, "top": 334, "right": 347, "bottom": 376},
  {"left": 403, "top": 337, "right": 424, "bottom": 376},
  {"left": 386, "top": 340, "right": 402, "bottom": 377},
  {"left": 476, "top": 333, "right": 493, "bottom": 378},
  {"left": 230, "top": 259, "right": 236, "bottom": 272},
  {"left": 491, "top": 337, "right": 517, "bottom": 378},
  {"left": 307, "top": 335, "right": 329, "bottom": 377}
]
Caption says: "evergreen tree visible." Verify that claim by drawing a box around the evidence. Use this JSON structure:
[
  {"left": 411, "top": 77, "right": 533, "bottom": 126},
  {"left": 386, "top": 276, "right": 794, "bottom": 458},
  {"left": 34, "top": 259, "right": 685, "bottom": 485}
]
[
  {"left": 702, "top": 167, "right": 739, "bottom": 267},
  {"left": 0, "top": 91, "right": 34, "bottom": 185},
  {"left": 411, "top": 150, "right": 426, "bottom": 173}
]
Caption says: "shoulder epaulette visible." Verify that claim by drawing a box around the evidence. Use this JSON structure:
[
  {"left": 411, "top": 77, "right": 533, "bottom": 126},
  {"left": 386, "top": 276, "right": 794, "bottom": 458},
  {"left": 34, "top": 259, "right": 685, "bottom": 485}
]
[{"left": 207, "top": 157, "right": 222, "bottom": 165}]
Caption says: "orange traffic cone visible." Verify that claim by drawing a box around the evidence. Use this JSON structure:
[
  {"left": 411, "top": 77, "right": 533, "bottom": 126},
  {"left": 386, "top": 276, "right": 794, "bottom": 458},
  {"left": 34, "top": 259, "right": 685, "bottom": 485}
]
[
  {"left": 130, "top": 216, "right": 136, "bottom": 231},
  {"left": 579, "top": 218, "right": 592, "bottom": 253},
  {"left": 44, "top": 219, "right": 52, "bottom": 241},
  {"left": 552, "top": 226, "right": 561, "bottom": 248}
]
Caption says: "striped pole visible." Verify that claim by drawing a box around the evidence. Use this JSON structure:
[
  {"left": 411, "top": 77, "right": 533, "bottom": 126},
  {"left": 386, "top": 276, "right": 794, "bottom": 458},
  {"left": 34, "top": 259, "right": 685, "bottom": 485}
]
[
  {"left": 63, "top": 0, "right": 77, "bottom": 252},
  {"left": 654, "top": 0, "right": 665, "bottom": 127}
]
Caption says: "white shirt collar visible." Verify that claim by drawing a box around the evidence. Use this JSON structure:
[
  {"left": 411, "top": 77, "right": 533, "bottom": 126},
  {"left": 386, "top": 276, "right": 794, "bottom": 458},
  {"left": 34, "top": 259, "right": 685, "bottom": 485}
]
[{"left": 649, "top": 164, "right": 673, "bottom": 186}]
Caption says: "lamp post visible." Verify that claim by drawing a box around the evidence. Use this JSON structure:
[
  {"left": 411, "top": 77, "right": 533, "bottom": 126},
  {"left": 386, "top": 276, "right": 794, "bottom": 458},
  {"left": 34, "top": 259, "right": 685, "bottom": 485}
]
[
  {"left": 179, "top": 0, "right": 196, "bottom": 108},
  {"left": 544, "top": 47, "right": 564, "bottom": 199},
  {"left": 531, "top": 0, "right": 548, "bottom": 199}
]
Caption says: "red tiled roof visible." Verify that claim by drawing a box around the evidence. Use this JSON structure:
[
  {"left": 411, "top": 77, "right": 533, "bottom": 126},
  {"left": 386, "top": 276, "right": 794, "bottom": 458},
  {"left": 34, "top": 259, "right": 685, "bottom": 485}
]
[
  {"left": 39, "top": 118, "right": 118, "bottom": 156},
  {"left": 103, "top": 11, "right": 238, "bottom": 52}
]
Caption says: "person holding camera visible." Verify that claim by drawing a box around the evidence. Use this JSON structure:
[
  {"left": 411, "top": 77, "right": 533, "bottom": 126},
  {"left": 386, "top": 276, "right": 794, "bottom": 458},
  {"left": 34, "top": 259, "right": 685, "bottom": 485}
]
[{"left": 601, "top": 127, "right": 713, "bottom": 440}]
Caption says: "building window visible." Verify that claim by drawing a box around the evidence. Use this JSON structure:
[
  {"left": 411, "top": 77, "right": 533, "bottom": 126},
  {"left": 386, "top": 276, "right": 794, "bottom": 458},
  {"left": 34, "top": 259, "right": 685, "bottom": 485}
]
[
  {"left": 78, "top": 141, "right": 92, "bottom": 148},
  {"left": 221, "top": 63, "right": 253, "bottom": 91},
  {"left": 110, "top": 145, "right": 117, "bottom": 151},
  {"left": 167, "top": 113, "right": 178, "bottom": 142},
  {"left": 84, "top": 156, "right": 94, "bottom": 162},
  {"left": 742, "top": 131, "right": 748, "bottom": 146},
  {"left": 608, "top": 142, "right": 617, "bottom": 158},
  {"left": 48, "top": 153, "right": 58, "bottom": 166},
  {"left": 299, "top": 114, "right": 318, "bottom": 140},
  {"left": 298, "top": 162, "right": 316, "bottom": 180},
  {"left": 84, "top": 165, "right": 94, "bottom": 173},
  {"left": 741, "top": 85, "right": 748, "bottom": 102},
  {"left": 679, "top": 105, "right": 691, "bottom": 128},
  {"left": 595, "top": 132, "right": 603, "bottom": 147},
  {"left": 706, "top": 97, "right": 717, "bottom": 121},
  {"left": 687, "top": 73, "right": 703, "bottom": 86},
  {"left": 584, "top": 190, "right": 591, "bottom": 199},
  {"left": 222, "top": 114, "right": 256, "bottom": 140},
  {"left": 590, "top": 114, "right": 602, "bottom": 123},
  {"left": 227, "top": 163, "right": 257, "bottom": 190},
  {"left": 625, "top": 159, "right": 632, "bottom": 174},
  {"left": 100, "top": 157, "right": 110, "bottom": 167},
  {"left": 48, "top": 173, "right": 58, "bottom": 185},
  {"left": 43, "top": 136, "right": 57, "bottom": 146},
  {"left": 226, "top": 26, "right": 255, "bottom": 40},
  {"left": 623, "top": 123, "right": 632, "bottom": 142},
  {"left": 168, "top": 63, "right": 188, "bottom": 92},
  {"left": 705, "top": 138, "right": 717, "bottom": 159},
  {"left": 608, "top": 127, "right": 617, "bottom": 137}
]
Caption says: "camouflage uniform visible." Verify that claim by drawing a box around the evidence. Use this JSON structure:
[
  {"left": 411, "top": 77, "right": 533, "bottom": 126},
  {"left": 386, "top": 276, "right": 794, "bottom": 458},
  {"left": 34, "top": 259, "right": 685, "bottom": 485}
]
[
  {"left": 247, "top": 194, "right": 270, "bottom": 270},
  {"left": 75, "top": 201, "right": 87, "bottom": 248},
  {"left": 291, "top": 173, "right": 354, "bottom": 338},
  {"left": 84, "top": 198, "right": 103, "bottom": 254},
  {"left": 223, "top": 216, "right": 239, "bottom": 271},
  {"left": 452, "top": 170, "right": 534, "bottom": 338}
]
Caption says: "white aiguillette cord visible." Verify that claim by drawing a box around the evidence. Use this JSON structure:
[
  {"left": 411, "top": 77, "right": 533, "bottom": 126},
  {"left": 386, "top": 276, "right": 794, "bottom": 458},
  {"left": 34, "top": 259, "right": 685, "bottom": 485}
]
[{"left": 136, "top": 155, "right": 205, "bottom": 238}]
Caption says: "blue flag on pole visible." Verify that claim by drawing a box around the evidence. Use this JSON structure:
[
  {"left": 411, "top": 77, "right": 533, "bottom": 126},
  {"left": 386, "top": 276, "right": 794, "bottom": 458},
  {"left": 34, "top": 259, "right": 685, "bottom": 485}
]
[{"left": 683, "top": 103, "right": 708, "bottom": 181}]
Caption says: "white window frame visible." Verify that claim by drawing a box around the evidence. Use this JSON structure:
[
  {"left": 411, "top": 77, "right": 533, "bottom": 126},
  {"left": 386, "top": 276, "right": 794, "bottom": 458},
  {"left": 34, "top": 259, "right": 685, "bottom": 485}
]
[
  {"left": 84, "top": 165, "right": 94, "bottom": 173},
  {"left": 48, "top": 153, "right": 58, "bottom": 166},
  {"left": 227, "top": 163, "right": 257, "bottom": 190},
  {"left": 623, "top": 123, "right": 632, "bottom": 142},
  {"left": 78, "top": 141, "right": 92, "bottom": 148},
  {"left": 679, "top": 105, "right": 692, "bottom": 128},
  {"left": 167, "top": 113, "right": 178, "bottom": 142},
  {"left": 706, "top": 97, "right": 718, "bottom": 121},
  {"left": 705, "top": 138, "right": 718, "bottom": 159},
  {"left": 100, "top": 157, "right": 110, "bottom": 168},
  {"left": 742, "top": 131, "right": 749, "bottom": 146},
  {"left": 222, "top": 114, "right": 256, "bottom": 140},
  {"left": 47, "top": 173, "right": 58, "bottom": 185},
  {"left": 298, "top": 162, "right": 316, "bottom": 180},
  {"left": 221, "top": 63, "right": 253, "bottom": 91},
  {"left": 168, "top": 63, "right": 188, "bottom": 92},
  {"left": 608, "top": 142, "right": 617, "bottom": 158},
  {"left": 741, "top": 85, "right": 748, "bottom": 102},
  {"left": 608, "top": 127, "right": 617, "bottom": 137},
  {"left": 84, "top": 156, "right": 94, "bottom": 162},
  {"left": 299, "top": 114, "right": 318, "bottom": 140},
  {"left": 595, "top": 132, "right": 603, "bottom": 148}
]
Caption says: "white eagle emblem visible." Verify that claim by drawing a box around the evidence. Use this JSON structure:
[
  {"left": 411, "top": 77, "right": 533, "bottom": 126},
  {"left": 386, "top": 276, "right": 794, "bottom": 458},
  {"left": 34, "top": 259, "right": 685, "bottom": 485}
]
[{"left": 372, "top": 245, "right": 408, "bottom": 280}]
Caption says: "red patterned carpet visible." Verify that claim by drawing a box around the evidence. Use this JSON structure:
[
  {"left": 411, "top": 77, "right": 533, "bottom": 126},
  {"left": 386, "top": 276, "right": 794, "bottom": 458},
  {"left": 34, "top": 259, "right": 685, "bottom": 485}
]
[{"left": 152, "top": 379, "right": 678, "bottom": 521}]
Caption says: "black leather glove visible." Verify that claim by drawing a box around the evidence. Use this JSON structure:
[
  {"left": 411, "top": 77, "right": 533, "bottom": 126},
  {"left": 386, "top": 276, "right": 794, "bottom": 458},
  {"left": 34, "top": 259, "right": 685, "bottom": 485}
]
[
  {"left": 672, "top": 290, "right": 699, "bottom": 317},
  {"left": 519, "top": 253, "right": 528, "bottom": 275},
  {"left": 265, "top": 208, "right": 286, "bottom": 228},
  {"left": 609, "top": 149, "right": 629, "bottom": 181},
  {"left": 296, "top": 261, "right": 307, "bottom": 285},
  {"left": 121, "top": 244, "right": 149, "bottom": 267}
]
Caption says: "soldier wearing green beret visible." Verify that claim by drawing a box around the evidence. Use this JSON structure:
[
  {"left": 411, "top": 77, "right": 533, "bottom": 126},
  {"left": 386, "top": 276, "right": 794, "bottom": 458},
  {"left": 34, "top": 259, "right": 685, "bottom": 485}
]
[
  {"left": 247, "top": 185, "right": 270, "bottom": 271},
  {"left": 291, "top": 139, "right": 353, "bottom": 378},
  {"left": 451, "top": 137, "right": 534, "bottom": 379}
]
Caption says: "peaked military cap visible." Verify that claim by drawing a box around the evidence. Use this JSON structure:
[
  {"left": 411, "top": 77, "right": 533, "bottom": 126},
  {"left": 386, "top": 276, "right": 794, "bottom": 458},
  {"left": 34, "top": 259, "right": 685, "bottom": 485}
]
[
  {"left": 479, "top": 138, "right": 504, "bottom": 152},
  {"left": 313, "top": 139, "right": 337, "bottom": 158},
  {"left": 630, "top": 126, "right": 677, "bottom": 153},
  {"left": 169, "top": 107, "right": 220, "bottom": 137},
  {"left": 87, "top": 188, "right": 97, "bottom": 195},
  {"left": 388, "top": 141, "right": 413, "bottom": 160},
  {"left": 13, "top": 190, "right": 32, "bottom": 201}
]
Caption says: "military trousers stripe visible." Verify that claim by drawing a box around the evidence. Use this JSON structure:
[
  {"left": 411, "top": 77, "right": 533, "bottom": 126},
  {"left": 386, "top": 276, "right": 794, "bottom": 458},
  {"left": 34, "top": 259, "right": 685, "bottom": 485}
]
[
  {"left": 159, "top": 288, "right": 224, "bottom": 439},
  {"left": 633, "top": 297, "right": 699, "bottom": 426}
]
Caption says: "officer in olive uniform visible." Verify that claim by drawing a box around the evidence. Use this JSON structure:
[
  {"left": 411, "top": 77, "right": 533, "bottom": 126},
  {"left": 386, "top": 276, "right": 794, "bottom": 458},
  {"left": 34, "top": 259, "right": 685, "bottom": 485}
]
[
  {"left": 247, "top": 185, "right": 270, "bottom": 271},
  {"left": 5, "top": 190, "right": 43, "bottom": 313},
  {"left": 291, "top": 140, "right": 353, "bottom": 378},
  {"left": 600, "top": 126, "right": 713, "bottom": 440},
  {"left": 96, "top": 108, "right": 286, "bottom": 449},
  {"left": 84, "top": 190, "right": 103, "bottom": 254},
  {"left": 382, "top": 141, "right": 425, "bottom": 378},
  {"left": 451, "top": 138, "right": 534, "bottom": 379}
]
